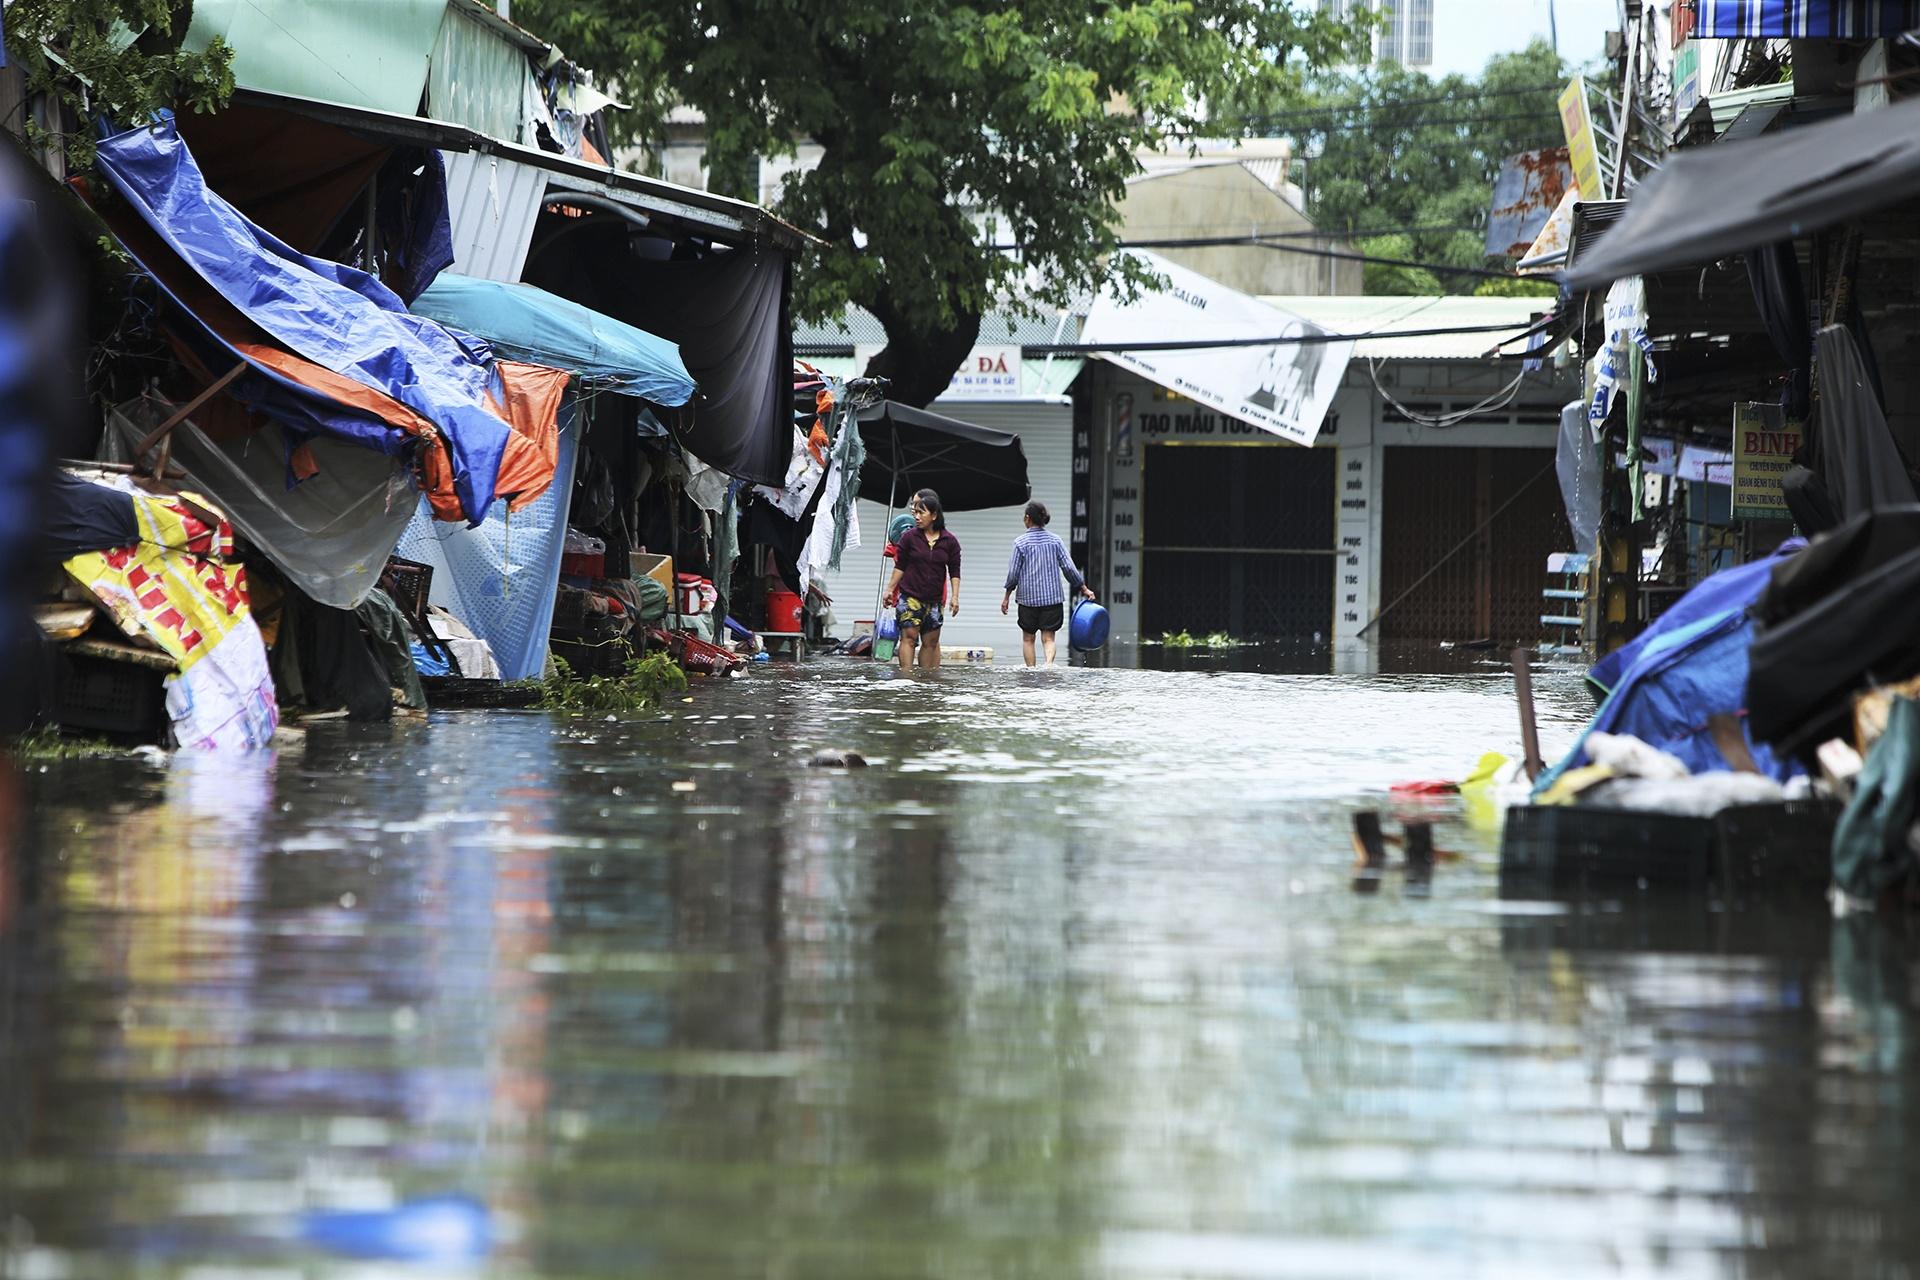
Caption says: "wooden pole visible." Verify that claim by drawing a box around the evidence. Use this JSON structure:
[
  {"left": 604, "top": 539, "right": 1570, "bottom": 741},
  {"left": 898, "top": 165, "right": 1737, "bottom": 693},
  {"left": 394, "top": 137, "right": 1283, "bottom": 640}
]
[
  {"left": 1512, "top": 646, "right": 1544, "bottom": 781},
  {"left": 131, "top": 363, "right": 247, "bottom": 472}
]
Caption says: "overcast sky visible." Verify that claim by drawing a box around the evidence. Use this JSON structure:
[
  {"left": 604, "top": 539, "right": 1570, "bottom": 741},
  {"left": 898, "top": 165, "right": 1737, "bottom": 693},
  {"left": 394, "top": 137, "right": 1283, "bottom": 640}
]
[{"left": 1429, "top": 0, "right": 1620, "bottom": 78}]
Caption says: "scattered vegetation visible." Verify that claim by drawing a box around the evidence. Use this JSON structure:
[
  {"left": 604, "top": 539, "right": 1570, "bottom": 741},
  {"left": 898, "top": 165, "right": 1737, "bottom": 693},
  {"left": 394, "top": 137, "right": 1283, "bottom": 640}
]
[
  {"left": 1158, "top": 630, "right": 1236, "bottom": 650},
  {"left": 8, "top": 729, "right": 128, "bottom": 761},
  {"left": 538, "top": 652, "right": 688, "bottom": 714}
]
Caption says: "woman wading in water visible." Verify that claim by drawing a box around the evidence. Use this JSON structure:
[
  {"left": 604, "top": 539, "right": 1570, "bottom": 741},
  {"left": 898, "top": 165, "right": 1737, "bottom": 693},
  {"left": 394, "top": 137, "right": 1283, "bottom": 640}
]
[{"left": 882, "top": 492, "right": 961, "bottom": 672}]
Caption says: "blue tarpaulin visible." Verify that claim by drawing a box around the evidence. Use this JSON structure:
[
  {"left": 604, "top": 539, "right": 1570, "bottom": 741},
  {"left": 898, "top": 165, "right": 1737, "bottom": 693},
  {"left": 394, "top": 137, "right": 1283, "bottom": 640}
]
[
  {"left": 411, "top": 274, "right": 696, "bottom": 405},
  {"left": 92, "top": 113, "right": 513, "bottom": 522},
  {"left": 1538, "top": 554, "right": 1805, "bottom": 790},
  {"left": 394, "top": 409, "right": 578, "bottom": 682},
  {"left": 1695, "top": 1, "right": 1920, "bottom": 37}
]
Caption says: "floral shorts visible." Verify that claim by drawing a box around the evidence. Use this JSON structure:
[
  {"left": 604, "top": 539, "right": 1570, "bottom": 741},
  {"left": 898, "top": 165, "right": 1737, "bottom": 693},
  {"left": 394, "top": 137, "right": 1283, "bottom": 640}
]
[{"left": 896, "top": 595, "right": 944, "bottom": 633}]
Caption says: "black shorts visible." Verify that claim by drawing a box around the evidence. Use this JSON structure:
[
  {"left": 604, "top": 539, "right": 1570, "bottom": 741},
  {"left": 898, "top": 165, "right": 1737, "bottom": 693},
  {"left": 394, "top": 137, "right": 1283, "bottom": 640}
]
[{"left": 1017, "top": 602, "right": 1064, "bottom": 635}]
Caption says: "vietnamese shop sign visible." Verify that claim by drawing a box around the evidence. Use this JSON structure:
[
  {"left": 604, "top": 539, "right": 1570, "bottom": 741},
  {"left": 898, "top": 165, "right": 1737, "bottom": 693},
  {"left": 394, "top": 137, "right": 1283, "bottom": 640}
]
[
  {"left": 1733, "top": 402, "right": 1801, "bottom": 519},
  {"left": 863, "top": 343, "right": 1024, "bottom": 399},
  {"left": 1079, "top": 249, "right": 1352, "bottom": 447}
]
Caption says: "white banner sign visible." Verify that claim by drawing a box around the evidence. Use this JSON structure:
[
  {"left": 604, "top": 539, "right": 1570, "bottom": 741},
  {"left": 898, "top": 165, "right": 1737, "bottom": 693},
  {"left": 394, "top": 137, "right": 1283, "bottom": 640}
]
[{"left": 1078, "top": 250, "right": 1352, "bottom": 447}]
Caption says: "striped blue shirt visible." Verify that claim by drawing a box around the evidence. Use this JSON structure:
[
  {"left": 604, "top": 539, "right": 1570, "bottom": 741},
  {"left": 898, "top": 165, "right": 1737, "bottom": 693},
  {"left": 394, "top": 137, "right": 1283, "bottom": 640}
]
[{"left": 1004, "top": 527, "right": 1085, "bottom": 606}]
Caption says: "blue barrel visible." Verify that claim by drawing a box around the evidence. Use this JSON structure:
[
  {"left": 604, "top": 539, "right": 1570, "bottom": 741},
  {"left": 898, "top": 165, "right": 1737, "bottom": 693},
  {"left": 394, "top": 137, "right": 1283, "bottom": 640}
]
[{"left": 1069, "top": 599, "right": 1110, "bottom": 651}]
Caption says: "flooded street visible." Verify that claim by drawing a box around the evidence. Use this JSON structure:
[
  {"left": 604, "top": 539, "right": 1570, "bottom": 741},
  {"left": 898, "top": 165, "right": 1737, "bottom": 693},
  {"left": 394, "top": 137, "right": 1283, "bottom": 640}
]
[{"left": 3, "top": 664, "right": 1913, "bottom": 1278}]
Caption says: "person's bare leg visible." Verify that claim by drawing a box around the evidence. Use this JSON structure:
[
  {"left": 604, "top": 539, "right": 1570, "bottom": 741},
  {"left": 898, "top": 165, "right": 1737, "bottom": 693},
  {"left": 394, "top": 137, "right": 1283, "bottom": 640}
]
[
  {"left": 897, "top": 628, "right": 918, "bottom": 672},
  {"left": 920, "top": 627, "right": 942, "bottom": 670},
  {"left": 1022, "top": 632, "right": 1037, "bottom": 666},
  {"left": 1042, "top": 630, "right": 1058, "bottom": 666}
]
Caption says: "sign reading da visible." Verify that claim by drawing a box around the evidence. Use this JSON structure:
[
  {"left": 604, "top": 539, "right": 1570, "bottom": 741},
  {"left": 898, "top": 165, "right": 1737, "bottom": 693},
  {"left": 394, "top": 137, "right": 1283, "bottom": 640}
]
[
  {"left": 857, "top": 344, "right": 1025, "bottom": 400},
  {"left": 1732, "top": 402, "right": 1802, "bottom": 520},
  {"left": 1079, "top": 250, "right": 1352, "bottom": 447}
]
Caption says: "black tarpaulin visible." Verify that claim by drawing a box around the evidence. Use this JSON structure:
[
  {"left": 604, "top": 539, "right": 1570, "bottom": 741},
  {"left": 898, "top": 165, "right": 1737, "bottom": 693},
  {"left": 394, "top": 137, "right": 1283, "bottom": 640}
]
[
  {"left": 525, "top": 235, "right": 793, "bottom": 486},
  {"left": 856, "top": 402, "right": 1030, "bottom": 512},
  {"left": 46, "top": 472, "right": 138, "bottom": 558},
  {"left": 1564, "top": 96, "right": 1920, "bottom": 290},
  {"left": 1814, "top": 324, "right": 1917, "bottom": 521},
  {"left": 1747, "top": 506, "right": 1920, "bottom": 751}
]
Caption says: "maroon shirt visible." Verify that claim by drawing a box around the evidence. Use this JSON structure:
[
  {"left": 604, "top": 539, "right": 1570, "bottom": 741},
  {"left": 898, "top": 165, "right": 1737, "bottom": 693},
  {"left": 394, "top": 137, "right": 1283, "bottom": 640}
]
[{"left": 895, "top": 529, "right": 962, "bottom": 603}]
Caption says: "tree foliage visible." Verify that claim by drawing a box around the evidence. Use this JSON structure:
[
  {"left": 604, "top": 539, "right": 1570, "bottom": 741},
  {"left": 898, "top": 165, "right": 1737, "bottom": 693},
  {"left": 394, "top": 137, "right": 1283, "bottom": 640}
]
[
  {"left": 1225, "top": 41, "right": 1569, "bottom": 294},
  {"left": 5, "top": 1, "right": 234, "bottom": 168},
  {"left": 515, "top": 1, "right": 1369, "bottom": 404}
]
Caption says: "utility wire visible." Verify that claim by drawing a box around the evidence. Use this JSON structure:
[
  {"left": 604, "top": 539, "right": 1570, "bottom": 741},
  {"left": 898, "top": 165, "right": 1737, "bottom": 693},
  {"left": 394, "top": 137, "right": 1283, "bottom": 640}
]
[
  {"left": 1016, "top": 318, "right": 1547, "bottom": 356},
  {"left": 989, "top": 232, "right": 1532, "bottom": 281},
  {"left": 1190, "top": 110, "right": 1564, "bottom": 137},
  {"left": 1200, "top": 81, "right": 1564, "bottom": 130}
]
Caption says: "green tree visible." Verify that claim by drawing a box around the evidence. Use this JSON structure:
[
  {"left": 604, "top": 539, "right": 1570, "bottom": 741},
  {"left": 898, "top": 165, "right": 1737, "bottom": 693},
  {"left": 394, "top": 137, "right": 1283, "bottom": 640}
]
[
  {"left": 514, "top": 1, "right": 1369, "bottom": 405},
  {"left": 4, "top": 1, "right": 234, "bottom": 168},
  {"left": 1224, "top": 41, "right": 1569, "bottom": 294}
]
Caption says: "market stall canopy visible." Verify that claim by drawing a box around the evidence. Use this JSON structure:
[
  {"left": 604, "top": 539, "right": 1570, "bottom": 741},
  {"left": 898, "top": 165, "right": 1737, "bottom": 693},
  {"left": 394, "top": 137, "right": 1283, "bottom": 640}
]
[
  {"left": 89, "top": 113, "right": 565, "bottom": 525},
  {"left": 856, "top": 402, "right": 1030, "bottom": 512},
  {"left": 411, "top": 274, "right": 697, "bottom": 404},
  {"left": 1563, "top": 95, "right": 1920, "bottom": 290}
]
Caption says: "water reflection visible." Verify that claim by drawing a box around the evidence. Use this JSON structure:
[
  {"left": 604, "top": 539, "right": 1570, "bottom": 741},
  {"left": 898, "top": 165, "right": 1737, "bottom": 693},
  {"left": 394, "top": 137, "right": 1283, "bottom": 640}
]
[{"left": 1, "top": 664, "right": 1915, "bottom": 1277}]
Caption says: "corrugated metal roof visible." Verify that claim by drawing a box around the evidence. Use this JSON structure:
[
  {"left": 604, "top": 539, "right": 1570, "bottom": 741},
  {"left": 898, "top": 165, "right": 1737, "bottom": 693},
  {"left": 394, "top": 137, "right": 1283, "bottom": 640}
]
[
  {"left": 230, "top": 88, "right": 815, "bottom": 252},
  {"left": 442, "top": 150, "right": 547, "bottom": 282},
  {"left": 1252, "top": 295, "right": 1554, "bottom": 359}
]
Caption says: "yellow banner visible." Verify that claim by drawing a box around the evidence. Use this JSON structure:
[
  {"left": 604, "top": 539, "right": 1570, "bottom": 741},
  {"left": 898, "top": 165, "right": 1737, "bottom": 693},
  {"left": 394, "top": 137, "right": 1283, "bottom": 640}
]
[
  {"left": 1559, "top": 76, "right": 1603, "bottom": 200},
  {"left": 65, "top": 489, "right": 252, "bottom": 673}
]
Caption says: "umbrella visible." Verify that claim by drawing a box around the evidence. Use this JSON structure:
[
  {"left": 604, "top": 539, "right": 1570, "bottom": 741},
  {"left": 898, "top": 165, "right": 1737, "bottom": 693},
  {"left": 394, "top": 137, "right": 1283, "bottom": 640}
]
[
  {"left": 1563, "top": 95, "right": 1920, "bottom": 290},
  {"left": 856, "top": 401, "right": 1030, "bottom": 512}
]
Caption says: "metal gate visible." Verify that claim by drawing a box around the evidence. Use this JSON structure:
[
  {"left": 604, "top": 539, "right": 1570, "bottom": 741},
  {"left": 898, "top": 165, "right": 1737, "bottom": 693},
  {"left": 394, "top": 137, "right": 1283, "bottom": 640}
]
[
  {"left": 1377, "top": 446, "right": 1570, "bottom": 644},
  {"left": 1141, "top": 444, "right": 1336, "bottom": 639}
]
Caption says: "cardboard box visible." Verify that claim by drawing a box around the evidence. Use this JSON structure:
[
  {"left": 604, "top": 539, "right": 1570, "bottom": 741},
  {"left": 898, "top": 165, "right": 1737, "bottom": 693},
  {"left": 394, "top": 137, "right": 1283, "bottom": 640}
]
[{"left": 630, "top": 552, "right": 673, "bottom": 594}]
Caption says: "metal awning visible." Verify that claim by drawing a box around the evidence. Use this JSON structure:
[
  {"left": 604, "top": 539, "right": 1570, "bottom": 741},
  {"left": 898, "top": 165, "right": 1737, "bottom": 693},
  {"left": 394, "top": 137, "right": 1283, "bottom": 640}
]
[
  {"left": 1564, "top": 96, "right": 1920, "bottom": 290},
  {"left": 229, "top": 87, "right": 818, "bottom": 252}
]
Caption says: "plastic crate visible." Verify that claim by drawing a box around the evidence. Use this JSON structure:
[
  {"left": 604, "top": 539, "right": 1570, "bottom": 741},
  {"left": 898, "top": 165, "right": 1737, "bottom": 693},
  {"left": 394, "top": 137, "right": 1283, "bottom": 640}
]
[
  {"left": 50, "top": 650, "right": 167, "bottom": 739},
  {"left": 1712, "top": 800, "right": 1841, "bottom": 905},
  {"left": 379, "top": 556, "right": 434, "bottom": 617},
  {"left": 1500, "top": 804, "right": 1716, "bottom": 896},
  {"left": 1502, "top": 799, "right": 1841, "bottom": 902}
]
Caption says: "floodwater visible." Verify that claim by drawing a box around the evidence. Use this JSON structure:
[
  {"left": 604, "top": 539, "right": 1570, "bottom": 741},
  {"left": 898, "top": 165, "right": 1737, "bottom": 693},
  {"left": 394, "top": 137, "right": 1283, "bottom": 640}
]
[{"left": 1, "top": 662, "right": 1912, "bottom": 1279}]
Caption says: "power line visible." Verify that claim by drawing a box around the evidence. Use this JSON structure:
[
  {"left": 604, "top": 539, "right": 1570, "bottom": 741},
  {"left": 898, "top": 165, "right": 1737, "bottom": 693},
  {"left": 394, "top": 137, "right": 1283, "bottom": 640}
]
[
  {"left": 1017, "top": 318, "right": 1551, "bottom": 356},
  {"left": 1194, "top": 110, "right": 1565, "bottom": 137},
  {"left": 1200, "top": 80, "right": 1565, "bottom": 131}
]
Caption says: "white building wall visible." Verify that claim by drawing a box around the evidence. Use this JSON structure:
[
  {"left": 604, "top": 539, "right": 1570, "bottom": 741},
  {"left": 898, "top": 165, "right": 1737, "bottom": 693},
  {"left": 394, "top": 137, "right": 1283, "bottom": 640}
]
[{"left": 815, "top": 399, "right": 1075, "bottom": 661}]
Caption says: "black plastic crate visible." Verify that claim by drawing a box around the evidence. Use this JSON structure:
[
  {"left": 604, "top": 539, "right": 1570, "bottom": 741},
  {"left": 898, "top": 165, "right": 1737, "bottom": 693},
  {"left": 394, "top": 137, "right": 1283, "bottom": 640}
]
[
  {"left": 50, "top": 650, "right": 166, "bottom": 739},
  {"left": 1501, "top": 799, "right": 1841, "bottom": 902},
  {"left": 1713, "top": 800, "right": 1841, "bottom": 905},
  {"left": 1500, "top": 804, "right": 1716, "bottom": 896}
]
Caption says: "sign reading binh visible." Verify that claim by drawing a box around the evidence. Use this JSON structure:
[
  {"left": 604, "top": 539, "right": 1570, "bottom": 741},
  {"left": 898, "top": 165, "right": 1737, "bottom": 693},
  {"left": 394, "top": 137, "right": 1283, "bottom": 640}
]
[{"left": 1732, "top": 402, "right": 1801, "bottom": 520}]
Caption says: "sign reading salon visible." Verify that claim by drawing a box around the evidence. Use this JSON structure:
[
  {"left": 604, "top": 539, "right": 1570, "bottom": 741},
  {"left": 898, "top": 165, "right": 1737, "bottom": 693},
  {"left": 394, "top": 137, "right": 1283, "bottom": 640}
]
[{"left": 1078, "top": 250, "right": 1352, "bottom": 447}]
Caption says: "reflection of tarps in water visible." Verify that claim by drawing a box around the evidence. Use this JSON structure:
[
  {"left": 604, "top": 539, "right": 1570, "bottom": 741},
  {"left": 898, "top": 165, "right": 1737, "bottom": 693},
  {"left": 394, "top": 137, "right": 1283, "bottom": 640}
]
[
  {"left": 1538, "top": 554, "right": 1804, "bottom": 792},
  {"left": 106, "top": 396, "right": 417, "bottom": 609},
  {"left": 1749, "top": 506, "right": 1920, "bottom": 754}
]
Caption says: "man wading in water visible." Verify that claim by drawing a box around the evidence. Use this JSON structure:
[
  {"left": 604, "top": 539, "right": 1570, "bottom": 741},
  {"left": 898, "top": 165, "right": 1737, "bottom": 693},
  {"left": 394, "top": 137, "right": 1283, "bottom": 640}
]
[
  {"left": 882, "top": 493, "right": 962, "bottom": 672},
  {"left": 1000, "top": 500, "right": 1094, "bottom": 667}
]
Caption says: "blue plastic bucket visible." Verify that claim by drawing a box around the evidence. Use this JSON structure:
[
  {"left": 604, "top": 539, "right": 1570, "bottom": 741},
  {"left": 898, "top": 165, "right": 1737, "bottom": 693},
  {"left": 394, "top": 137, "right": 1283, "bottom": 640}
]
[{"left": 1069, "top": 599, "right": 1110, "bottom": 651}]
